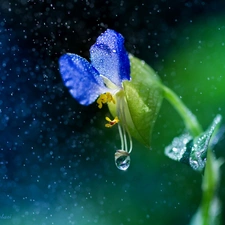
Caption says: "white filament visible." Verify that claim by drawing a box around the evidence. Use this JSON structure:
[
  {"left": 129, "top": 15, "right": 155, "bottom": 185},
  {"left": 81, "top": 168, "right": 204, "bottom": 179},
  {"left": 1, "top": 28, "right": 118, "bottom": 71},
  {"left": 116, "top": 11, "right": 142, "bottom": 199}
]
[{"left": 117, "top": 95, "right": 133, "bottom": 154}]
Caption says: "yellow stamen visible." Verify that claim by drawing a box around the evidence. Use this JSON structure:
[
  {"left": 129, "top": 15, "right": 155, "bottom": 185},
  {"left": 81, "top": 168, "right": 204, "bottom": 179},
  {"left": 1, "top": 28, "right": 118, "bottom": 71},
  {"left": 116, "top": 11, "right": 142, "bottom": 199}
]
[
  {"left": 97, "top": 92, "right": 115, "bottom": 109},
  {"left": 105, "top": 116, "right": 119, "bottom": 128}
]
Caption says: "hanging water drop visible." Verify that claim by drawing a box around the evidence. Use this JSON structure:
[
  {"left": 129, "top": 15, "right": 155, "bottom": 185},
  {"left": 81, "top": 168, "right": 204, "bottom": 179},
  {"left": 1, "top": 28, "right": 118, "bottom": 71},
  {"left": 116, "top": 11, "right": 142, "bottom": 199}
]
[{"left": 115, "top": 150, "right": 130, "bottom": 171}]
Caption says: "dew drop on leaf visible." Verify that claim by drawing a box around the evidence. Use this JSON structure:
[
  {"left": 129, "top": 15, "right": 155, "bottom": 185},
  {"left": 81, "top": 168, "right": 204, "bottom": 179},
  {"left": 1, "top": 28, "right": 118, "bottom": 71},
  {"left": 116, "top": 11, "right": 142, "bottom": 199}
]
[
  {"left": 165, "top": 114, "right": 222, "bottom": 172},
  {"left": 165, "top": 133, "right": 192, "bottom": 162}
]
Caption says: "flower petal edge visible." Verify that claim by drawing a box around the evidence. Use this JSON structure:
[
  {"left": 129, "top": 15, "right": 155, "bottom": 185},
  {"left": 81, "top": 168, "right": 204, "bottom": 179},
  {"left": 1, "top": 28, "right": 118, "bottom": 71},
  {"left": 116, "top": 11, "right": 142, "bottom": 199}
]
[
  {"left": 59, "top": 53, "right": 109, "bottom": 105},
  {"left": 90, "top": 29, "right": 130, "bottom": 87}
]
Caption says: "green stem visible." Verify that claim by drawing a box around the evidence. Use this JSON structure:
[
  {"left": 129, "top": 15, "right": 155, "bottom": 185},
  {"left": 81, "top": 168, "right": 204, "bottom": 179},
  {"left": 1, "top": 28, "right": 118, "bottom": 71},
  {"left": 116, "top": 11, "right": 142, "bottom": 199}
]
[
  {"left": 201, "top": 149, "right": 221, "bottom": 225},
  {"left": 162, "top": 84, "right": 221, "bottom": 225},
  {"left": 162, "top": 84, "right": 203, "bottom": 137}
]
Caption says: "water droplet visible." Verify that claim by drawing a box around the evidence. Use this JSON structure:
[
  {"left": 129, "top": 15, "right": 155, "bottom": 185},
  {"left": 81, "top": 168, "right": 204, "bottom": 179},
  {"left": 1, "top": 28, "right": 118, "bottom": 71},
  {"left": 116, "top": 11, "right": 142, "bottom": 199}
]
[
  {"left": 115, "top": 150, "right": 130, "bottom": 171},
  {"left": 165, "top": 133, "right": 192, "bottom": 161}
]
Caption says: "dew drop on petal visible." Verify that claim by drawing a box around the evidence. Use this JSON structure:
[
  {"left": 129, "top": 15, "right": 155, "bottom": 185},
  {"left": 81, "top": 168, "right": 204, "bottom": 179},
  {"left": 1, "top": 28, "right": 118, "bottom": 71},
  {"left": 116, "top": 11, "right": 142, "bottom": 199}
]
[{"left": 115, "top": 150, "right": 130, "bottom": 171}]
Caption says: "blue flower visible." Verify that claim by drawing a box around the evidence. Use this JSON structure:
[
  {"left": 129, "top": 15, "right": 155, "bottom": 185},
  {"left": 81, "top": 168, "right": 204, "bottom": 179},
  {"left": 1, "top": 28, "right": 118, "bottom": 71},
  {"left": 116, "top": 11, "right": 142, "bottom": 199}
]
[
  {"left": 59, "top": 29, "right": 164, "bottom": 171},
  {"left": 59, "top": 29, "right": 130, "bottom": 106},
  {"left": 59, "top": 29, "right": 134, "bottom": 170}
]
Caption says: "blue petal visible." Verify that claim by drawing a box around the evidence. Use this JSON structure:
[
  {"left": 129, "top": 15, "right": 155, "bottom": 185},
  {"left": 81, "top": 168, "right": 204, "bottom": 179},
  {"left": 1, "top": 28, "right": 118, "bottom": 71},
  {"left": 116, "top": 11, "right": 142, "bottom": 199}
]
[
  {"left": 59, "top": 53, "right": 109, "bottom": 105},
  {"left": 90, "top": 29, "right": 130, "bottom": 88}
]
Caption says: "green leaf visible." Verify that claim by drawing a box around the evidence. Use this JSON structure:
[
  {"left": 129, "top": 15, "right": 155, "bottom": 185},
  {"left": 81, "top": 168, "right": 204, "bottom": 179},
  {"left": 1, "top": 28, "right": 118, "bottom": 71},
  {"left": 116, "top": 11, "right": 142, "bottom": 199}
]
[
  {"left": 122, "top": 55, "right": 163, "bottom": 147},
  {"left": 165, "top": 115, "right": 222, "bottom": 172}
]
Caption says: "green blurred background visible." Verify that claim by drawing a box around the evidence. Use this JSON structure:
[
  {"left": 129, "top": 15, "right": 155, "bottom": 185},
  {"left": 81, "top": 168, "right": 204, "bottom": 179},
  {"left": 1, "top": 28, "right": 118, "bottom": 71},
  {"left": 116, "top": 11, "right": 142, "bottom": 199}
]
[{"left": 0, "top": 0, "right": 225, "bottom": 224}]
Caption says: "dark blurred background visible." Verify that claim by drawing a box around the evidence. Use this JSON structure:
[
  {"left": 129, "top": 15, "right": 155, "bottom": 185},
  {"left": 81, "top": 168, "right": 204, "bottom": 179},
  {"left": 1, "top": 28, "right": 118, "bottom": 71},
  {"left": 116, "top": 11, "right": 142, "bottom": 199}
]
[{"left": 0, "top": 0, "right": 225, "bottom": 224}]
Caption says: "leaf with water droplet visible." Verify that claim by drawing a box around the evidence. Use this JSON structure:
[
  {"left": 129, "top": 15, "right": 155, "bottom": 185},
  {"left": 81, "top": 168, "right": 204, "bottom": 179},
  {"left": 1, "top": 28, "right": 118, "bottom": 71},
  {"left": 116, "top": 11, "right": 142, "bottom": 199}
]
[
  {"left": 165, "top": 115, "right": 222, "bottom": 172},
  {"left": 190, "top": 115, "right": 222, "bottom": 171},
  {"left": 165, "top": 133, "right": 193, "bottom": 163}
]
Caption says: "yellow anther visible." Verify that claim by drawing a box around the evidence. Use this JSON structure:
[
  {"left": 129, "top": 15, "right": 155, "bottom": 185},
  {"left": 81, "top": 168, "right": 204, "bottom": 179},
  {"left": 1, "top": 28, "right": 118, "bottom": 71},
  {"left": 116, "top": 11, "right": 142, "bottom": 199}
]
[
  {"left": 105, "top": 92, "right": 115, "bottom": 104},
  {"left": 97, "top": 92, "right": 115, "bottom": 109},
  {"left": 105, "top": 116, "right": 119, "bottom": 128}
]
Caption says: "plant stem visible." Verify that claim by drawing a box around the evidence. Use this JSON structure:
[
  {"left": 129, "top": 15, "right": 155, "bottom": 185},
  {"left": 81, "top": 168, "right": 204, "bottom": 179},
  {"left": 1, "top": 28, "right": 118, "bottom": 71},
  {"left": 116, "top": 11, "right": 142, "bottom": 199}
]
[
  {"left": 201, "top": 149, "right": 221, "bottom": 225},
  {"left": 162, "top": 84, "right": 203, "bottom": 137},
  {"left": 162, "top": 84, "right": 221, "bottom": 225}
]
